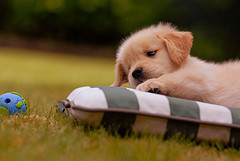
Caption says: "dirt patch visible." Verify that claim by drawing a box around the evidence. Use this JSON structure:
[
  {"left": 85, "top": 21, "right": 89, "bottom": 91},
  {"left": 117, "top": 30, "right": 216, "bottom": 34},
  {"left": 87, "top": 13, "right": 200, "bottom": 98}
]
[{"left": 0, "top": 34, "right": 116, "bottom": 58}]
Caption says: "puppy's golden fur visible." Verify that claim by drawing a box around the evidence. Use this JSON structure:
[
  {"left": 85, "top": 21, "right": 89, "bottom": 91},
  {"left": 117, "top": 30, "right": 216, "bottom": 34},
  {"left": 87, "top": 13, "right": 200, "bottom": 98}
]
[{"left": 111, "top": 22, "right": 240, "bottom": 108}]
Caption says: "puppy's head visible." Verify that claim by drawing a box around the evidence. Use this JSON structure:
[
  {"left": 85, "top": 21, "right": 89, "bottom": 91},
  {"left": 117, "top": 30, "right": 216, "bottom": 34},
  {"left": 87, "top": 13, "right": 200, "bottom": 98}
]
[{"left": 111, "top": 22, "right": 193, "bottom": 88}]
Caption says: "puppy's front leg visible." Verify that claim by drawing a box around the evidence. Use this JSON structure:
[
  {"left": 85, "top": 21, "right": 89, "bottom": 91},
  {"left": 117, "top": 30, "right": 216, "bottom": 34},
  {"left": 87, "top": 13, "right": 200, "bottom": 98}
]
[
  {"left": 136, "top": 73, "right": 208, "bottom": 101},
  {"left": 136, "top": 77, "right": 171, "bottom": 95}
]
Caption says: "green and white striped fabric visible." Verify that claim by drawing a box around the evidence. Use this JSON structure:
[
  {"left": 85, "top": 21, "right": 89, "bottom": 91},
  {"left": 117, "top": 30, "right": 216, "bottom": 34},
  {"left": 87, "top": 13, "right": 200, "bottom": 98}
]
[{"left": 60, "top": 86, "right": 240, "bottom": 146}]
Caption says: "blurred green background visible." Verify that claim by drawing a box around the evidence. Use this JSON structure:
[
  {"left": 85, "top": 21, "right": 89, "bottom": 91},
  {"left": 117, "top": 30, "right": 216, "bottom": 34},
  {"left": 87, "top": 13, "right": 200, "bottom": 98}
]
[{"left": 0, "top": 0, "right": 240, "bottom": 61}]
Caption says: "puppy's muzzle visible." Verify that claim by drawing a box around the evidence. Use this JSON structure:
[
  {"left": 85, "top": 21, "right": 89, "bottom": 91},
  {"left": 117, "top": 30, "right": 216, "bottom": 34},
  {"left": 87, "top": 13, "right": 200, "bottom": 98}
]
[{"left": 132, "top": 67, "right": 143, "bottom": 79}]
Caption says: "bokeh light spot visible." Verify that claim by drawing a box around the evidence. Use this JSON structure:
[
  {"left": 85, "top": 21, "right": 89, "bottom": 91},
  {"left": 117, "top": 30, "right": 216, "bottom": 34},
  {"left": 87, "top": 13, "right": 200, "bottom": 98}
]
[{"left": 44, "top": 0, "right": 63, "bottom": 11}]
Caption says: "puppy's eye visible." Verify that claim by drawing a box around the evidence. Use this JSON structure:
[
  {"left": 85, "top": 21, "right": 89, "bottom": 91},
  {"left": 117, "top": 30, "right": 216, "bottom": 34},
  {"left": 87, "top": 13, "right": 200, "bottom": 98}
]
[{"left": 146, "top": 51, "right": 157, "bottom": 57}]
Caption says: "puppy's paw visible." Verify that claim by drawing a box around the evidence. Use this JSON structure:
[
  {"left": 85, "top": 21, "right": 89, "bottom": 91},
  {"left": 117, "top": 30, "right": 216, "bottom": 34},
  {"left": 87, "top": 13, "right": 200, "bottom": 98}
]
[{"left": 136, "top": 79, "right": 169, "bottom": 95}]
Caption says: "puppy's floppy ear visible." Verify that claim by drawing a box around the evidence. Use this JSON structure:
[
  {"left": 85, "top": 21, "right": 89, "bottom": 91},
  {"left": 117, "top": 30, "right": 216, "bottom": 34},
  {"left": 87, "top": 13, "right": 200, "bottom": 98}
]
[
  {"left": 111, "top": 61, "right": 128, "bottom": 86},
  {"left": 162, "top": 31, "right": 193, "bottom": 66}
]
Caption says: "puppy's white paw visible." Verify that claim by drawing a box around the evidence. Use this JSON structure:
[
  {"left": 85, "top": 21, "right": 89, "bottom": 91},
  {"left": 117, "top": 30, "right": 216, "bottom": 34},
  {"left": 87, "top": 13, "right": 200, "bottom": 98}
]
[{"left": 136, "top": 79, "right": 169, "bottom": 95}]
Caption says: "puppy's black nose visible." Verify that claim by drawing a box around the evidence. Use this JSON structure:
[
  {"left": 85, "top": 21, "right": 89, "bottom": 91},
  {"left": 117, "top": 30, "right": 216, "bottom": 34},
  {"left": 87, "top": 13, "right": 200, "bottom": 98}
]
[{"left": 132, "top": 67, "right": 143, "bottom": 79}]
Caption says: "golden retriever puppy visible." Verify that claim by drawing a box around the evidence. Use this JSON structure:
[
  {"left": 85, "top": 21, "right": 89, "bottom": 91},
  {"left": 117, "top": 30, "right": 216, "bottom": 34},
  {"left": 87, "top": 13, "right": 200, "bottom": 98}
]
[{"left": 111, "top": 22, "right": 240, "bottom": 108}]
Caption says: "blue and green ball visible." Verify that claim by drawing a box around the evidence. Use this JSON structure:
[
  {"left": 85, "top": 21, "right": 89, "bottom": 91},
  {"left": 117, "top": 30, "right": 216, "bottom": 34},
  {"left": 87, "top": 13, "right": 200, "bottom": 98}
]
[{"left": 0, "top": 92, "right": 27, "bottom": 115}]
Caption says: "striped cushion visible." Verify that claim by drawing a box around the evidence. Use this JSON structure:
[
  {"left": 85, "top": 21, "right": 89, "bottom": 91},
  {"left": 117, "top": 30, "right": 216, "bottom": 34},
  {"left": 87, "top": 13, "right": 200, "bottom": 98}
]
[{"left": 58, "top": 86, "right": 240, "bottom": 146}]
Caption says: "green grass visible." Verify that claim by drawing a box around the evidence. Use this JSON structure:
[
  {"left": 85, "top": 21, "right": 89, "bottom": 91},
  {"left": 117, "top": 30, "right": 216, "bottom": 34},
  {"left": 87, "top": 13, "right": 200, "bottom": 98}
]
[{"left": 0, "top": 47, "right": 240, "bottom": 161}]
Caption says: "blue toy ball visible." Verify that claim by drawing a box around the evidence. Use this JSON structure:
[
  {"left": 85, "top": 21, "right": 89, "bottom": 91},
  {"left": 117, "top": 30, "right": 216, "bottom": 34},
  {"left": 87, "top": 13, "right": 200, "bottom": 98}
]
[{"left": 0, "top": 92, "right": 27, "bottom": 115}]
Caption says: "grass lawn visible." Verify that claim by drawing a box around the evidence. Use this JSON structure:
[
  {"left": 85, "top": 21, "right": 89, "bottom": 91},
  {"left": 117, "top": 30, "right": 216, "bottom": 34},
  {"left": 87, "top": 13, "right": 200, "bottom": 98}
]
[{"left": 0, "top": 47, "right": 240, "bottom": 161}]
